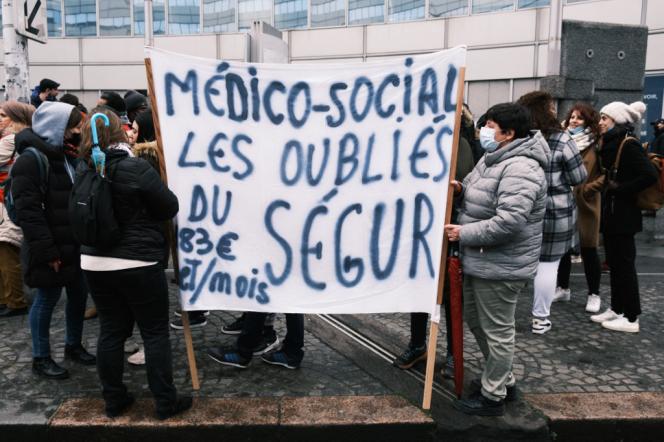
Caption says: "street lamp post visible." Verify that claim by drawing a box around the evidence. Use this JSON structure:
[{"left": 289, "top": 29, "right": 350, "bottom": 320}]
[{"left": 2, "top": 0, "right": 30, "bottom": 102}]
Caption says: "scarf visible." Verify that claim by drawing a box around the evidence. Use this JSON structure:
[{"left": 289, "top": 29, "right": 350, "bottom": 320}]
[
  {"left": 570, "top": 127, "right": 595, "bottom": 152},
  {"left": 108, "top": 142, "right": 134, "bottom": 157}
]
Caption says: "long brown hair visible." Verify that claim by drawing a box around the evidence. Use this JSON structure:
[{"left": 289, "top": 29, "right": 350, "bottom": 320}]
[
  {"left": 517, "top": 91, "right": 561, "bottom": 138},
  {"left": 79, "top": 106, "right": 127, "bottom": 159},
  {"left": 563, "top": 102, "right": 600, "bottom": 141},
  {"left": 1, "top": 101, "right": 35, "bottom": 128}
]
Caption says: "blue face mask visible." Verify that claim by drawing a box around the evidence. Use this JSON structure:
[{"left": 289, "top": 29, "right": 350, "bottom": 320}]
[
  {"left": 569, "top": 126, "right": 585, "bottom": 135},
  {"left": 479, "top": 126, "right": 501, "bottom": 152}
]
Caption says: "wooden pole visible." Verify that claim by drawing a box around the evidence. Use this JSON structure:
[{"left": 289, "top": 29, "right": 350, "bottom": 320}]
[
  {"left": 422, "top": 66, "right": 466, "bottom": 410},
  {"left": 144, "top": 57, "right": 201, "bottom": 391}
]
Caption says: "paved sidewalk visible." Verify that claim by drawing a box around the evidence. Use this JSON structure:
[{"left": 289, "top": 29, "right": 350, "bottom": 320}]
[
  {"left": 0, "top": 290, "right": 390, "bottom": 423},
  {"left": 360, "top": 215, "right": 664, "bottom": 396}
]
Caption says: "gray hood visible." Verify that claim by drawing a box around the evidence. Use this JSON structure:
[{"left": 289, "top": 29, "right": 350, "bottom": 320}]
[
  {"left": 484, "top": 130, "right": 551, "bottom": 170},
  {"left": 32, "top": 101, "right": 75, "bottom": 146}
]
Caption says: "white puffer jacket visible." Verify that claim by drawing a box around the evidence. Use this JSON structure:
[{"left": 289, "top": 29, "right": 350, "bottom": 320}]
[{"left": 0, "top": 134, "right": 24, "bottom": 248}]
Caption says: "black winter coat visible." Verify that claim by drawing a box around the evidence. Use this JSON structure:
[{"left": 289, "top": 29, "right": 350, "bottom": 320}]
[
  {"left": 79, "top": 148, "right": 178, "bottom": 263},
  {"left": 651, "top": 131, "right": 664, "bottom": 156},
  {"left": 12, "top": 129, "right": 80, "bottom": 288},
  {"left": 599, "top": 125, "right": 658, "bottom": 235}
]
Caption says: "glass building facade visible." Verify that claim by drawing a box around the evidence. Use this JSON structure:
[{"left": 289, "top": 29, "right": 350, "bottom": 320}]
[{"left": 40, "top": 0, "right": 553, "bottom": 37}]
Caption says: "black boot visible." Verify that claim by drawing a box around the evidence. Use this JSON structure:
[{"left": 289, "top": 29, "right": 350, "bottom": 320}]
[
  {"left": 32, "top": 357, "right": 69, "bottom": 380},
  {"left": 65, "top": 344, "right": 97, "bottom": 365},
  {"left": 156, "top": 396, "right": 193, "bottom": 420},
  {"left": 106, "top": 393, "right": 136, "bottom": 418}
]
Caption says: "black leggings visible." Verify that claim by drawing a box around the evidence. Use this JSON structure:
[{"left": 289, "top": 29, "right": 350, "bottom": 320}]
[{"left": 556, "top": 247, "right": 601, "bottom": 295}]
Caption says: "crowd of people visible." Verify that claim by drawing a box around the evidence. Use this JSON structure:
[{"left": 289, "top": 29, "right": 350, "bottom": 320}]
[{"left": 0, "top": 77, "right": 660, "bottom": 420}]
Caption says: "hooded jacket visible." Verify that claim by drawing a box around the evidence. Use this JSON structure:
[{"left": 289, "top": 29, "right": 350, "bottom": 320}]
[
  {"left": 457, "top": 131, "right": 551, "bottom": 280},
  {"left": 11, "top": 102, "right": 79, "bottom": 288}
]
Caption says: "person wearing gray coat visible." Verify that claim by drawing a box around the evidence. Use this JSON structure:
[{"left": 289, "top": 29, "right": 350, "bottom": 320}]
[{"left": 445, "top": 103, "right": 550, "bottom": 416}]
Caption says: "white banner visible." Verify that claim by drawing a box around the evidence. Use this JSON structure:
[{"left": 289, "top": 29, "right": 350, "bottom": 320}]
[{"left": 146, "top": 47, "right": 466, "bottom": 315}]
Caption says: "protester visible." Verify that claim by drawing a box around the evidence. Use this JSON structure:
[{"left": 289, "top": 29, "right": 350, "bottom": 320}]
[
  {"left": 125, "top": 91, "right": 149, "bottom": 124},
  {"left": 650, "top": 118, "right": 664, "bottom": 155},
  {"left": 208, "top": 312, "right": 304, "bottom": 369},
  {"left": 97, "top": 91, "right": 130, "bottom": 126},
  {"left": 11, "top": 102, "right": 95, "bottom": 379},
  {"left": 30, "top": 78, "right": 60, "bottom": 108},
  {"left": 0, "top": 101, "right": 34, "bottom": 317},
  {"left": 392, "top": 120, "right": 475, "bottom": 376},
  {"left": 443, "top": 102, "right": 549, "bottom": 416},
  {"left": 591, "top": 101, "right": 657, "bottom": 333},
  {"left": 556, "top": 103, "right": 604, "bottom": 313},
  {"left": 60, "top": 93, "right": 89, "bottom": 117},
  {"left": 77, "top": 107, "right": 191, "bottom": 419},
  {"left": 517, "top": 92, "right": 587, "bottom": 335}
]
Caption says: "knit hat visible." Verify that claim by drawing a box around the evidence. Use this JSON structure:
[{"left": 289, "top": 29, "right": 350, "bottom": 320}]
[{"left": 600, "top": 101, "right": 646, "bottom": 125}]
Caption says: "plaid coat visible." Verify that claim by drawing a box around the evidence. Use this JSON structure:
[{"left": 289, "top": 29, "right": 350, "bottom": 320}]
[{"left": 540, "top": 130, "right": 587, "bottom": 262}]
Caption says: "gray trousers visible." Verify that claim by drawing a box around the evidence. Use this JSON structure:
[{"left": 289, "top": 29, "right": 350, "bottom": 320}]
[{"left": 464, "top": 275, "right": 527, "bottom": 401}]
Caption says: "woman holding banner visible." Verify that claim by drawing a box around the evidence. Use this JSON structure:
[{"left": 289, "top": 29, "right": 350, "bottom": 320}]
[
  {"left": 77, "top": 108, "right": 192, "bottom": 419},
  {"left": 445, "top": 102, "right": 550, "bottom": 416}
]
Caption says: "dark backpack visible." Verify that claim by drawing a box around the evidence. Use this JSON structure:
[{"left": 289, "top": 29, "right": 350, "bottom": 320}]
[
  {"left": 3, "top": 147, "right": 50, "bottom": 225},
  {"left": 68, "top": 160, "right": 121, "bottom": 249}
]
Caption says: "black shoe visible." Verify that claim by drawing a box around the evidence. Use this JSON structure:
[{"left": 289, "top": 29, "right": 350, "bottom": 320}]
[
  {"left": 253, "top": 335, "right": 280, "bottom": 356},
  {"left": 393, "top": 344, "right": 426, "bottom": 369},
  {"left": 261, "top": 348, "right": 302, "bottom": 369},
  {"left": 453, "top": 394, "right": 505, "bottom": 416},
  {"left": 156, "top": 396, "right": 193, "bottom": 420},
  {"left": 65, "top": 344, "right": 97, "bottom": 366},
  {"left": 170, "top": 313, "right": 207, "bottom": 330},
  {"left": 221, "top": 317, "right": 244, "bottom": 335},
  {"left": 469, "top": 379, "right": 519, "bottom": 402},
  {"left": 207, "top": 346, "right": 251, "bottom": 368},
  {"left": 0, "top": 306, "right": 29, "bottom": 317},
  {"left": 174, "top": 309, "right": 210, "bottom": 318},
  {"left": 106, "top": 393, "right": 135, "bottom": 418},
  {"left": 32, "top": 357, "right": 69, "bottom": 380}
]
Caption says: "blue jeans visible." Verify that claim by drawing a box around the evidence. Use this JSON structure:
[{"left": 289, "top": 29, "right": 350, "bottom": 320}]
[{"left": 29, "top": 272, "right": 88, "bottom": 358}]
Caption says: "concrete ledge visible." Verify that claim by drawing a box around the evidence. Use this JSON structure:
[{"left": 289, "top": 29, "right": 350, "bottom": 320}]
[
  {"left": 37, "top": 395, "right": 434, "bottom": 442},
  {"left": 526, "top": 392, "right": 664, "bottom": 442}
]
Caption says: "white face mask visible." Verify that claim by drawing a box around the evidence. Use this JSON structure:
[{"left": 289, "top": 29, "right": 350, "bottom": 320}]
[{"left": 479, "top": 126, "right": 501, "bottom": 152}]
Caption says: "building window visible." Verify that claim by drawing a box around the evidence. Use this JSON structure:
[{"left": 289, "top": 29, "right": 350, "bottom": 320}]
[
  {"left": 518, "top": 0, "right": 549, "bottom": 8},
  {"left": 429, "top": 0, "right": 468, "bottom": 17},
  {"left": 203, "top": 0, "right": 237, "bottom": 32},
  {"left": 349, "top": 0, "right": 384, "bottom": 25},
  {"left": 472, "top": 0, "right": 514, "bottom": 14},
  {"left": 169, "top": 0, "right": 200, "bottom": 34},
  {"left": 388, "top": 0, "right": 424, "bottom": 22},
  {"left": 311, "top": 0, "right": 345, "bottom": 27},
  {"left": 47, "top": 0, "right": 62, "bottom": 36},
  {"left": 100, "top": 0, "right": 131, "bottom": 36},
  {"left": 134, "top": 0, "right": 166, "bottom": 35},
  {"left": 275, "top": 0, "right": 308, "bottom": 29},
  {"left": 64, "top": 0, "right": 97, "bottom": 36},
  {"left": 238, "top": 0, "right": 272, "bottom": 31}
]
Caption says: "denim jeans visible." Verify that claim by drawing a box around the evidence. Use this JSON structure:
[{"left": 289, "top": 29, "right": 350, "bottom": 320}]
[
  {"left": 29, "top": 271, "right": 88, "bottom": 358},
  {"left": 237, "top": 312, "right": 304, "bottom": 362}
]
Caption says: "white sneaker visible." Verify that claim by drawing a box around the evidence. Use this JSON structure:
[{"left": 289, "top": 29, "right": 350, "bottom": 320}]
[
  {"left": 128, "top": 348, "right": 146, "bottom": 365},
  {"left": 601, "top": 316, "right": 639, "bottom": 333},
  {"left": 532, "top": 318, "right": 552, "bottom": 334},
  {"left": 553, "top": 287, "right": 571, "bottom": 302},
  {"left": 590, "top": 308, "right": 619, "bottom": 324},
  {"left": 585, "top": 294, "right": 601, "bottom": 313}
]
